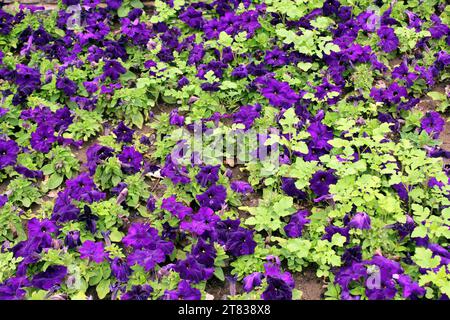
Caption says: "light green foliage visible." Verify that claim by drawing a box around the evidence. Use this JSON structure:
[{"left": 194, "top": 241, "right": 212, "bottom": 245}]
[{"left": 66, "top": 109, "right": 103, "bottom": 141}]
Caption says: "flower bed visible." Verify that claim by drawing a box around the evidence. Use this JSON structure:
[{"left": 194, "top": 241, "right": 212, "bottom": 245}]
[{"left": 0, "top": 0, "right": 449, "bottom": 300}]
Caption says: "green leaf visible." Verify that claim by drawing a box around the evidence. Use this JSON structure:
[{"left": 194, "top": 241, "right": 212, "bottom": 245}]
[
  {"left": 214, "top": 267, "right": 225, "bottom": 281},
  {"left": 413, "top": 248, "right": 441, "bottom": 269},
  {"left": 110, "top": 229, "right": 124, "bottom": 242},
  {"left": 96, "top": 279, "right": 111, "bottom": 299},
  {"left": 46, "top": 174, "right": 64, "bottom": 190}
]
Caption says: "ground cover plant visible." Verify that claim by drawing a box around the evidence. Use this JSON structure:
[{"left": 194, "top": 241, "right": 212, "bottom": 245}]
[{"left": 0, "top": 0, "right": 449, "bottom": 300}]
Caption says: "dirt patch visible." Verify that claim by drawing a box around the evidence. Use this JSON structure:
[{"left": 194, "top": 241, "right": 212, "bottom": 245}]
[
  {"left": 71, "top": 137, "right": 99, "bottom": 171},
  {"left": 295, "top": 269, "right": 325, "bottom": 300}
]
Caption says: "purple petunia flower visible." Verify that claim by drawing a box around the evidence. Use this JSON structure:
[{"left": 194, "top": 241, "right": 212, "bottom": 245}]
[
  {"left": 163, "top": 280, "right": 201, "bottom": 300},
  {"left": 111, "top": 257, "right": 132, "bottom": 282},
  {"left": 395, "top": 274, "right": 426, "bottom": 299},
  {"left": 196, "top": 165, "right": 220, "bottom": 187},
  {"left": 377, "top": 26, "right": 399, "bottom": 53},
  {"left": 78, "top": 240, "right": 108, "bottom": 263},
  {"left": 0, "top": 138, "right": 19, "bottom": 169},
  {"left": 113, "top": 121, "right": 134, "bottom": 143},
  {"left": 31, "top": 265, "right": 67, "bottom": 290},
  {"left": 106, "top": 0, "right": 123, "bottom": 11},
  {"left": 191, "top": 238, "right": 216, "bottom": 268},
  {"left": 180, "top": 207, "right": 220, "bottom": 236},
  {"left": 348, "top": 212, "right": 371, "bottom": 230},
  {"left": 161, "top": 195, "right": 193, "bottom": 220},
  {"left": 284, "top": 210, "right": 310, "bottom": 238},
  {"left": 118, "top": 146, "right": 143, "bottom": 174},
  {"left": 225, "top": 229, "right": 257, "bottom": 257},
  {"left": 196, "top": 185, "right": 227, "bottom": 211},
  {"left": 121, "top": 285, "right": 153, "bottom": 300},
  {"left": 230, "top": 180, "right": 254, "bottom": 194},
  {"left": 174, "top": 255, "right": 214, "bottom": 283},
  {"left": 264, "top": 48, "right": 288, "bottom": 67},
  {"left": 309, "top": 170, "right": 338, "bottom": 197},
  {"left": 127, "top": 248, "right": 166, "bottom": 271},
  {"left": 243, "top": 272, "right": 264, "bottom": 292},
  {"left": 281, "top": 177, "right": 307, "bottom": 199},
  {"left": 122, "top": 223, "right": 160, "bottom": 250},
  {"left": 102, "top": 60, "right": 126, "bottom": 80},
  {"left": 232, "top": 103, "right": 261, "bottom": 130},
  {"left": 0, "top": 277, "right": 29, "bottom": 300},
  {"left": 14, "top": 165, "right": 43, "bottom": 179},
  {"left": 56, "top": 77, "right": 78, "bottom": 96},
  {"left": 30, "top": 125, "right": 56, "bottom": 153},
  {"left": 64, "top": 230, "right": 81, "bottom": 249},
  {"left": 261, "top": 277, "right": 292, "bottom": 300},
  {"left": 421, "top": 111, "right": 445, "bottom": 139}
]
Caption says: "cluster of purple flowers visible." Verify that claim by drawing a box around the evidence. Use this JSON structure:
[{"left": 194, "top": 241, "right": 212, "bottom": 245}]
[
  {"left": 243, "top": 256, "right": 295, "bottom": 300},
  {"left": 0, "top": 0, "right": 449, "bottom": 302},
  {"left": 335, "top": 254, "right": 426, "bottom": 300}
]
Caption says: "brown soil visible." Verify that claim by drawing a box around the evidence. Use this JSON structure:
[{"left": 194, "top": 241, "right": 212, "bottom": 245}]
[{"left": 294, "top": 269, "right": 325, "bottom": 300}]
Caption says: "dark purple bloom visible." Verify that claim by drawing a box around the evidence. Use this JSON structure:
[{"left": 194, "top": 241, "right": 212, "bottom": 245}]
[
  {"left": 85, "top": 144, "right": 114, "bottom": 175},
  {"left": 307, "top": 121, "right": 333, "bottom": 150},
  {"left": 180, "top": 207, "right": 220, "bottom": 236},
  {"left": 78, "top": 205, "right": 99, "bottom": 234},
  {"left": 78, "top": 240, "right": 108, "bottom": 263},
  {"left": 284, "top": 210, "right": 310, "bottom": 238},
  {"left": 243, "top": 272, "right": 264, "bottom": 292},
  {"left": 31, "top": 265, "right": 67, "bottom": 290},
  {"left": 0, "top": 138, "right": 19, "bottom": 169},
  {"left": 191, "top": 238, "right": 216, "bottom": 267},
  {"left": 231, "top": 65, "right": 248, "bottom": 78},
  {"left": 121, "top": 285, "right": 153, "bottom": 300},
  {"left": 122, "top": 223, "right": 160, "bottom": 249},
  {"left": 342, "top": 246, "right": 363, "bottom": 266},
  {"left": 225, "top": 229, "right": 256, "bottom": 257},
  {"left": 118, "top": 146, "right": 143, "bottom": 174},
  {"left": 127, "top": 248, "right": 166, "bottom": 271},
  {"left": 196, "top": 165, "right": 220, "bottom": 187},
  {"left": 348, "top": 212, "right": 371, "bottom": 230},
  {"left": 391, "top": 215, "right": 415, "bottom": 240},
  {"left": 106, "top": 0, "right": 123, "bottom": 11},
  {"left": 146, "top": 194, "right": 156, "bottom": 212},
  {"left": 56, "top": 77, "right": 78, "bottom": 96},
  {"left": 169, "top": 109, "right": 185, "bottom": 126},
  {"left": 179, "top": 6, "right": 204, "bottom": 29},
  {"left": 64, "top": 230, "right": 81, "bottom": 249},
  {"left": 264, "top": 48, "right": 288, "bottom": 67},
  {"left": 421, "top": 111, "right": 445, "bottom": 139},
  {"left": 377, "top": 26, "right": 399, "bottom": 52},
  {"left": 196, "top": 185, "right": 227, "bottom": 211},
  {"left": 0, "top": 194, "right": 7, "bottom": 208},
  {"left": 230, "top": 181, "right": 253, "bottom": 194},
  {"left": 309, "top": 170, "right": 337, "bottom": 196},
  {"left": 30, "top": 125, "right": 56, "bottom": 153},
  {"left": 163, "top": 280, "right": 201, "bottom": 300},
  {"left": 215, "top": 218, "right": 241, "bottom": 245},
  {"left": 392, "top": 183, "right": 411, "bottom": 202},
  {"left": 187, "top": 44, "right": 205, "bottom": 65},
  {"left": 0, "top": 277, "right": 29, "bottom": 300},
  {"left": 232, "top": 104, "right": 261, "bottom": 130},
  {"left": 322, "top": 225, "right": 350, "bottom": 242},
  {"left": 174, "top": 255, "right": 214, "bottom": 283},
  {"left": 257, "top": 77, "right": 299, "bottom": 108},
  {"left": 103, "top": 60, "right": 126, "bottom": 80},
  {"left": 161, "top": 195, "right": 193, "bottom": 220},
  {"left": 113, "top": 121, "right": 134, "bottom": 143},
  {"left": 14, "top": 166, "right": 43, "bottom": 179},
  {"left": 261, "top": 277, "right": 292, "bottom": 300},
  {"left": 281, "top": 177, "right": 307, "bottom": 199},
  {"left": 396, "top": 274, "right": 425, "bottom": 299}
]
